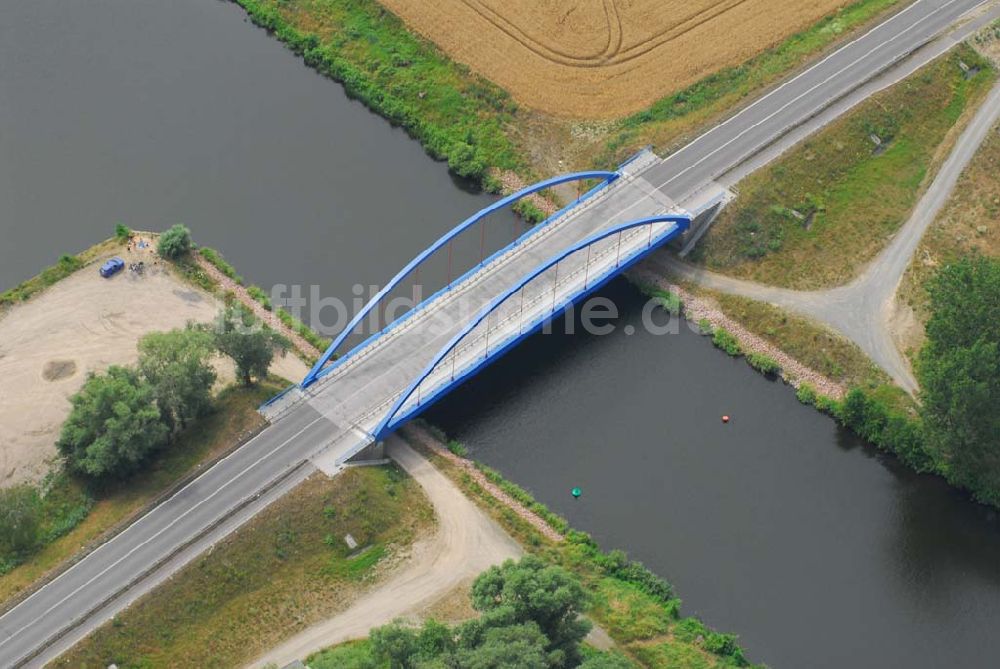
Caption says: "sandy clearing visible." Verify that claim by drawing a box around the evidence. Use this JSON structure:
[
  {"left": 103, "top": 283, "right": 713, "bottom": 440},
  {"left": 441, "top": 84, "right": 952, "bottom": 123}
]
[
  {"left": 0, "top": 245, "right": 307, "bottom": 487},
  {"left": 248, "top": 435, "right": 524, "bottom": 668},
  {"left": 379, "top": 0, "right": 851, "bottom": 117}
]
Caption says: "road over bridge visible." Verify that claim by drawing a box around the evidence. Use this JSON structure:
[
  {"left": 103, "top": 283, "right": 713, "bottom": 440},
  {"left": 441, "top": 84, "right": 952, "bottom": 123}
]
[{"left": 0, "top": 0, "right": 992, "bottom": 665}]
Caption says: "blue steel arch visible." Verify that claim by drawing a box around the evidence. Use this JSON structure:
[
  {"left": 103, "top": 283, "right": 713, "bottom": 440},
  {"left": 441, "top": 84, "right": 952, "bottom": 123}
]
[
  {"left": 302, "top": 170, "right": 620, "bottom": 388},
  {"left": 373, "top": 213, "right": 692, "bottom": 440}
]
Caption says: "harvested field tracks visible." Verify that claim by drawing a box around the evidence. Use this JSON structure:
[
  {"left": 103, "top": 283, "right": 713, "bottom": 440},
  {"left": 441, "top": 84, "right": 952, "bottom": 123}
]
[{"left": 379, "top": 0, "right": 852, "bottom": 117}]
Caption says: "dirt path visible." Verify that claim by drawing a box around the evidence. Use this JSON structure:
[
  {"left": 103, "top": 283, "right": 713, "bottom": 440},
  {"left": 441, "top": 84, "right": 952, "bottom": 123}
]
[
  {"left": 248, "top": 435, "right": 523, "bottom": 668},
  {"left": 654, "top": 78, "right": 1000, "bottom": 394}
]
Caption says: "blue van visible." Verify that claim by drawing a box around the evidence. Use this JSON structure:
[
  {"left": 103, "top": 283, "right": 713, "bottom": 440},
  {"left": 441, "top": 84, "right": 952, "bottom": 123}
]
[{"left": 99, "top": 257, "right": 125, "bottom": 278}]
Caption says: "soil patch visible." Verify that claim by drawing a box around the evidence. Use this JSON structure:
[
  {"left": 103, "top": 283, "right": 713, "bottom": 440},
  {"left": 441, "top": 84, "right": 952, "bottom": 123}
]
[{"left": 41, "top": 360, "right": 77, "bottom": 382}]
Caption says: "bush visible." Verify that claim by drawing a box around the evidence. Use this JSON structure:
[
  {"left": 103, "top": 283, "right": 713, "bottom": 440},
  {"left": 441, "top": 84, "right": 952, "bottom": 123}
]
[
  {"left": 199, "top": 247, "right": 241, "bottom": 283},
  {"left": 477, "top": 464, "right": 570, "bottom": 535},
  {"left": 513, "top": 199, "right": 547, "bottom": 225},
  {"left": 246, "top": 285, "right": 272, "bottom": 311},
  {"left": 796, "top": 383, "right": 818, "bottom": 405},
  {"left": 648, "top": 289, "right": 681, "bottom": 316},
  {"left": 592, "top": 549, "right": 674, "bottom": 604},
  {"left": 446, "top": 440, "right": 468, "bottom": 457},
  {"left": 697, "top": 318, "right": 713, "bottom": 335},
  {"left": 673, "top": 617, "right": 748, "bottom": 665},
  {"left": 746, "top": 352, "right": 780, "bottom": 375},
  {"left": 712, "top": 328, "right": 742, "bottom": 356},
  {"left": 1, "top": 253, "right": 86, "bottom": 306},
  {"left": 114, "top": 223, "right": 131, "bottom": 242},
  {"left": 840, "top": 387, "right": 933, "bottom": 472},
  {"left": 157, "top": 224, "right": 193, "bottom": 259},
  {"left": 0, "top": 485, "right": 42, "bottom": 566}
]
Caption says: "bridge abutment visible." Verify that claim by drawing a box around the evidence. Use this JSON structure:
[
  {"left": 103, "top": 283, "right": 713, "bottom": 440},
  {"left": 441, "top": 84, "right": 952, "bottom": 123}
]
[{"left": 345, "top": 440, "right": 389, "bottom": 466}]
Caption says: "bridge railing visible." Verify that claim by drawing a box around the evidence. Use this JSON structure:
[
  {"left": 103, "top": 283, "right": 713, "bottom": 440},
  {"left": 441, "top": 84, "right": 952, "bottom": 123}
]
[
  {"left": 302, "top": 170, "right": 625, "bottom": 388},
  {"left": 371, "top": 212, "right": 692, "bottom": 440}
]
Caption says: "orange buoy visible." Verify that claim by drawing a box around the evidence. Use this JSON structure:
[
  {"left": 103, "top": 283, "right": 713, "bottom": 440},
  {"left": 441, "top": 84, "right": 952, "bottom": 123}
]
[{"left": 722, "top": 415, "right": 730, "bottom": 423}]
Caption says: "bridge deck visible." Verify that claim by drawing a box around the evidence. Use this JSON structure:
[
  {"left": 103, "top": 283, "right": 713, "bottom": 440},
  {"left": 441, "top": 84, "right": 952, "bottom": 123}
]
[{"left": 289, "top": 153, "right": 678, "bottom": 456}]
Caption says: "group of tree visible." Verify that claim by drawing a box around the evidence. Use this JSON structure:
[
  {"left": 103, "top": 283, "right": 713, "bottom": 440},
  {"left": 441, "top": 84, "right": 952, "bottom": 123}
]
[
  {"left": 57, "top": 305, "right": 289, "bottom": 480},
  {"left": 311, "top": 556, "right": 632, "bottom": 669},
  {"left": 917, "top": 255, "right": 1000, "bottom": 506}
]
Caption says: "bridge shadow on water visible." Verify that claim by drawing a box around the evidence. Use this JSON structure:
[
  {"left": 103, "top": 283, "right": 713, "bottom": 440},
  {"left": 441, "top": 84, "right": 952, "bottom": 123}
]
[{"left": 424, "top": 277, "right": 1000, "bottom": 669}]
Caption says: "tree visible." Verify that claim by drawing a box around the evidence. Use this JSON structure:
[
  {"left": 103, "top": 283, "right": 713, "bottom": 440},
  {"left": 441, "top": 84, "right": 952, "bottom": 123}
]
[
  {"left": 114, "top": 223, "right": 131, "bottom": 242},
  {"left": 157, "top": 224, "right": 192, "bottom": 259},
  {"left": 0, "top": 485, "right": 41, "bottom": 562},
  {"left": 57, "top": 366, "right": 169, "bottom": 479},
  {"left": 451, "top": 622, "right": 550, "bottom": 669},
  {"left": 138, "top": 327, "right": 217, "bottom": 432},
  {"left": 470, "top": 555, "right": 591, "bottom": 668},
  {"left": 919, "top": 256, "right": 1000, "bottom": 504},
  {"left": 207, "top": 305, "right": 290, "bottom": 386},
  {"left": 370, "top": 622, "right": 420, "bottom": 669}
]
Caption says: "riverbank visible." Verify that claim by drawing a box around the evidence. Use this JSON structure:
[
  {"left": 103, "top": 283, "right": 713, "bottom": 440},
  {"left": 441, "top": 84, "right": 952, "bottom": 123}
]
[
  {"left": 233, "top": 0, "right": 909, "bottom": 185},
  {"left": 395, "top": 423, "right": 760, "bottom": 668},
  {"left": 0, "top": 234, "right": 306, "bottom": 489},
  {"left": 631, "top": 268, "right": 848, "bottom": 399}
]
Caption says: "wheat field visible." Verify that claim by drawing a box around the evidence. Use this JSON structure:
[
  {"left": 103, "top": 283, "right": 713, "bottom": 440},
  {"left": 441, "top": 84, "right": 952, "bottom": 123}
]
[{"left": 379, "top": 0, "right": 851, "bottom": 118}]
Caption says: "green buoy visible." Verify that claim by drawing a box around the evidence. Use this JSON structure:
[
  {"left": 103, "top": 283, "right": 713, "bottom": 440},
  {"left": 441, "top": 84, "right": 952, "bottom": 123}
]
[{"left": 571, "top": 487, "right": 582, "bottom": 499}]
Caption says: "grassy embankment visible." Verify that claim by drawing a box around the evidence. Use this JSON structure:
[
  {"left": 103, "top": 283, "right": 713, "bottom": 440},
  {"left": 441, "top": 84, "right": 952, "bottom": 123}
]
[
  {"left": 235, "top": 0, "right": 906, "bottom": 184},
  {"left": 0, "top": 380, "right": 284, "bottom": 606},
  {"left": 690, "top": 46, "right": 996, "bottom": 289},
  {"left": 54, "top": 465, "right": 434, "bottom": 668},
  {"left": 636, "top": 277, "right": 888, "bottom": 391},
  {"left": 381, "top": 425, "right": 759, "bottom": 669},
  {"left": 0, "top": 239, "right": 120, "bottom": 310}
]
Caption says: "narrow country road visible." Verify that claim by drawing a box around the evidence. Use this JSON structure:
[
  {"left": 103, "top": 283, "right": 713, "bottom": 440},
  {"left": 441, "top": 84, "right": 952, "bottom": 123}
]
[
  {"left": 655, "top": 79, "right": 1000, "bottom": 393},
  {"left": 248, "top": 436, "right": 523, "bottom": 668}
]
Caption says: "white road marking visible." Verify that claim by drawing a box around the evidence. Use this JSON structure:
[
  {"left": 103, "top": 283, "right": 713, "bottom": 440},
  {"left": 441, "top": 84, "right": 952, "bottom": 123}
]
[
  {"left": 0, "top": 415, "right": 325, "bottom": 656},
  {"left": 653, "top": 0, "right": 972, "bottom": 192}
]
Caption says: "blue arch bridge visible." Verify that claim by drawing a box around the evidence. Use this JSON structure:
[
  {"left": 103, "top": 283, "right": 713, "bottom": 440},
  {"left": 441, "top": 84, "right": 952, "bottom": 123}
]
[{"left": 262, "top": 148, "right": 726, "bottom": 463}]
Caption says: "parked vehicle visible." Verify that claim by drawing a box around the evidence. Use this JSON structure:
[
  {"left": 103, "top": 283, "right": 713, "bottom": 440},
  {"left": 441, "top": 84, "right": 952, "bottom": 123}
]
[{"left": 99, "top": 257, "right": 125, "bottom": 278}]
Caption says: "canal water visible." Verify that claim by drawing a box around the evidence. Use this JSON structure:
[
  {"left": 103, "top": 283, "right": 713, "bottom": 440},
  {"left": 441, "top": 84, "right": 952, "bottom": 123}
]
[
  {"left": 0, "top": 0, "right": 512, "bottom": 315},
  {"left": 4, "top": 1, "right": 1000, "bottom": 667}
]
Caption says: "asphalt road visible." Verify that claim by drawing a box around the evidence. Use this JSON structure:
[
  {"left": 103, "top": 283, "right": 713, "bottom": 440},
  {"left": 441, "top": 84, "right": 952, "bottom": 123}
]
[
  {"left": 645, "top": 0, "right": 989, "bottom": 203},
  {"left": 0, "top": 1, "right": 989, "bottom": 666}
]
